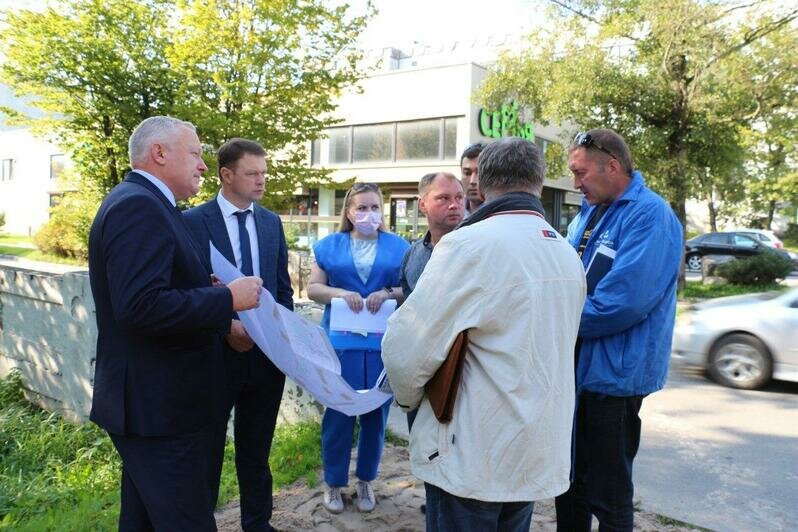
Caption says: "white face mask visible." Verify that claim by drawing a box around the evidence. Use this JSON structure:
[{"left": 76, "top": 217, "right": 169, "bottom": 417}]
[{"left": 352, "top": 211, "right": 382, "bottom": 236}]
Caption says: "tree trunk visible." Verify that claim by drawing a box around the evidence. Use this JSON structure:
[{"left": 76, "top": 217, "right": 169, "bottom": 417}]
[
  {"left": 707, "top": 192, "right": 718, "bottom": 232},
  {"left": 766, "top": 200, "right": 776, "bottom": 229}
]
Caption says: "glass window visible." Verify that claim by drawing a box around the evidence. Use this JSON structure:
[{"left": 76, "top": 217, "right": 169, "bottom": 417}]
[
  {"left": 311, "top": 139, "right": 321, "bottom": 166},
  {"left": 444, "top": 118, "right": 458, "bottom": 159},
  {"left": 733, "top": 234, "right": 758, "bottom": 248},
  {"left": 353, "top": 124, "right": 393, "bottom": 162},
  {"left": 396, "top": 120, "right": 440, "bottom": 160},
  {"left": 535, "top": 137, "right": 548, "bottom": 154},
  {"left": 704, "top": 233, "right": 730, "bottom": 244},
  {"left": 328, "top": 128, "right": 350, "bottom": 164},
  {"left": 1, "top": 159, "right": 13, "bottom": 181}
]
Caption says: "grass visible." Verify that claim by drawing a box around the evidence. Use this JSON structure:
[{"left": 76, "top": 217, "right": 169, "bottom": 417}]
[
  {"left": 0, "top": 370, "right": 324, "bottom": 529},
  {"left": 0, "top": 371, "right": 120, "bottom": 530},
  {"left": 655, "top": 513, "right": 712, "bottom": 530},
  {"left": 0, "top": 235, "right": 35, "bottom": 246},
  {"left": 679, "top": 280, "right": 785, "bottom": 300},
  {"left": 0, "top": 234, "right": 86, "bottom": 266}
]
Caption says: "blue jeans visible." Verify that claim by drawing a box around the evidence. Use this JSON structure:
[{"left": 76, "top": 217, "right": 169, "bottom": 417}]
[
  {"left": 555, "top": 391, "right": 644, "bottom": 532},
  {"left": 425, "top": 482, "right": 534, "bottom": 532}
]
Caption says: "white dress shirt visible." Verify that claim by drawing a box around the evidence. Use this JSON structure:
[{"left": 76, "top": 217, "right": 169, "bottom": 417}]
[
  {"left": 216, "top": 191, "right": 260, "bottom": 277},
  {"left": 133, "top": 168, "right": 176, "bottom": 206}
]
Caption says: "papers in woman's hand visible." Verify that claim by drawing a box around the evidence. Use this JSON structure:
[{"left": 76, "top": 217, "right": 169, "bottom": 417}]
[{"left": 329, "top": 297, "right": 396, "bottom": 334}]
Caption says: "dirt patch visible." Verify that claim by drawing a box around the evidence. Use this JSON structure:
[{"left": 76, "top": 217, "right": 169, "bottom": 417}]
[{"left": 216, "top": 445, "right": 700, "bottom": 531}]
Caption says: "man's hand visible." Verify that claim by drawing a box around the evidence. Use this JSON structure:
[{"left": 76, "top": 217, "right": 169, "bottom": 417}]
[
  {"left": 228, "top": 276, "right": 263, "bottom": 311},
  {"left": 342, "top": 291, "right": 364, "bottom": 313},
  {"left": 365, "top": 289, "right": 390, "bottom": 314},
  {"left": 226, "top": 319, "right": 254, "bottom": 352}
]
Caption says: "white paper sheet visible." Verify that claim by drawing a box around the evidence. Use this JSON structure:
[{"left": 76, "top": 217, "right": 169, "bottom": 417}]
[
  {"left": 329, "top": 297, "right": 396, "bottom": 334},
  {"left": 210, "top": 244, "right": 392, "bottom": 416}
]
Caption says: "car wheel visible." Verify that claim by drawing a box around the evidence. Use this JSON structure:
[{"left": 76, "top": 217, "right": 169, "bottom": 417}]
[
  {"left": 686, "top": 254, "right": 702, "bottom": 271},
  {"left": 708, "top": 333, "right": 772, "bottom": 390}
]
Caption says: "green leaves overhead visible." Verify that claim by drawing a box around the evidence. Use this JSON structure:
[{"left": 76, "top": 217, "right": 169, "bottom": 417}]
[
  {"left": 0, "top": 0, "right": 373, "bottom": 209},
  {"left": 479, "top": 0, "right": 798, "bottom": 228}
]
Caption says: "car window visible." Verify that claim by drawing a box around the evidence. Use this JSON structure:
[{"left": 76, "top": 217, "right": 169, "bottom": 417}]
[
  {"left": 733, "top": 234, "right": 758, "bottom": 248},
  {"left": 741, "top": 232, "right": 769, "bottom": 243},
  {"left": 704, "top": 233, "right": 729, "bottom": 244}
]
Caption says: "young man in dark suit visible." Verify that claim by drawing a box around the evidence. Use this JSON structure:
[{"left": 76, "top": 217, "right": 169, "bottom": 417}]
[
  {"left": 88, "top": 116, "right": 263, "bottom": 531},
  {"left": 184, "top": 138, "right": 293, "bottom": 532}
]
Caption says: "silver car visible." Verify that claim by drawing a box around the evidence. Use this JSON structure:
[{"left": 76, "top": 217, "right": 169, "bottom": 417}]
[{"left": 672, "top": 289, "right": 798, "bottom": 389}]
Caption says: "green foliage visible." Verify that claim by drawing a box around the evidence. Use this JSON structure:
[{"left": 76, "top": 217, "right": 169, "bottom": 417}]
[
  {"left": 0, "top": 369, "right": 325, "bottom": 528},
  {"left": 384, "top": 428, "right": 409, "bottom": 448},
  {"left": 0, "top": 372, "right": 121, "bottom": 528},
  {"left": 478, "top": 0, "right": 798, "bottom": 226},
  {"left": 679, "top": 280, "right": 784, "bottom": 300},
  {"left": 215, "top": 421, "right": 323, "bottom": 508},
  {"left": 33, "top": 190, "right": 100, "bottom": 261},
  {"left": 0, "top": 1, "right": 179, "bottom": 193},
  {"left": 779, "top": 223, "right": 798, "bottom": 251},
  {"left": 715, "top": 251, "right": 794, "bottom": 285},
  {"left": 269, "top": 421, "right": 322, "bottom": 489},
  {"left": 0, "top": 0, "right": 373, "bottom": 215},
  {"left": 0, "top": 369, "right": 25, "bottom": 408},
  {"left": 0, "top": 212, "right": 5, "bottom": 233}
]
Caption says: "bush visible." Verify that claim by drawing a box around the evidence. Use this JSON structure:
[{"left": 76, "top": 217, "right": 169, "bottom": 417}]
[
  {"left": 715, "top": 250, "right": 793, "bottom": 285},
  {"left": 780, "top": 223, "right": 798, "bottom": 250},
  {"left": 33, "top": 192, "right": 99, "bottom": 261},
  {"left": 0, "top": 211, "right": 5, "bottom": 233}
]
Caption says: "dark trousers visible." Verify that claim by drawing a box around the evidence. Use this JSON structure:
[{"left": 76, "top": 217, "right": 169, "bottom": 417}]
[
  {"left": 109, "top": 427, "right": 216, "bottom": 532},
  {"left": 424, "top": 482, "right": 534, "bottom": 532},
  {"left": 555, "top": 392, "right": 644, "bottom": 532},
  {"left": 207, "top": 349, "right": 285, "bottom": 532}
]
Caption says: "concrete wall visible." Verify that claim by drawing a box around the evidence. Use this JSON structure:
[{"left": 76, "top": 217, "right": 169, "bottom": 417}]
[{"left": 0, "top": 258, "right": 324, "bottom": 425}]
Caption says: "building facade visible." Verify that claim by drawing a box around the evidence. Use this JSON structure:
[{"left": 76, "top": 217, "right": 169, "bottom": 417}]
[
  {"left": 280, "top": 59, "right": 581, "bottom": 244},
  {"left": 0, "top": 127, "right": 68, "bottom": 236}
]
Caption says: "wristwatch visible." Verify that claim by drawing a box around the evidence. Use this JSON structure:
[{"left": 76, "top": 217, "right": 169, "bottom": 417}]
[{"left": 383, "top": 286, "right": 394, "bottom": 295}]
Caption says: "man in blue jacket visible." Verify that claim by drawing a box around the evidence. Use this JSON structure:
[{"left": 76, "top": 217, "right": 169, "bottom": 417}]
[{"left": 555, "top": 128, "right": 683, "bottom": 531}]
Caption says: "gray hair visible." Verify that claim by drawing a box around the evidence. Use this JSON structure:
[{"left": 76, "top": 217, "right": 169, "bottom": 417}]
[
  {"left": 478, "top": 137, "right": 545, "bottom": 195},
  {"left": 418, "top": 172, "right": 461, "bottom": 197},
  {"left": 128, "top": 116, "right": 196, "bottom": 166}
]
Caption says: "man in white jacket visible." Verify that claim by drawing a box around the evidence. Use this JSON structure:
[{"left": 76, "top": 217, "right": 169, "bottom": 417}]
[{"left": 382, "top": 137, "right": 586, "bottom": 532}]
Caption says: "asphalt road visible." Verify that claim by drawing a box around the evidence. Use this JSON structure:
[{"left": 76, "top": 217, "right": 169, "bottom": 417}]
[{"left": 635, "top": 363, "right": 798, "bottom": 531}]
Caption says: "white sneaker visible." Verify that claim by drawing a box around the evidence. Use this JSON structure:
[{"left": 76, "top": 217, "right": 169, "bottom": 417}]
[
  {"left": 323, "top": 485, "right": 344, "bottom": 514},
  {"left": 355, "top": 480, "right": 376, "bottom": 512}
]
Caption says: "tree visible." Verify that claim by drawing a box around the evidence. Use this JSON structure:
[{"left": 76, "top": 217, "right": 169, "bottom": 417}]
[
  {"left": 0, "top": 0, "right": 372, "bottom": 208},
  {"left": 167, "top": 0, "right": 373, "bottom": 208},
  {"left": 726, "top": 27, "right": 798, "bottom": 229},
  {"left": 0, "top": 0, "right": 179, "bottom": 193},
  {"left": 478, "top": 0, "right": 798, "bottom": 230}
]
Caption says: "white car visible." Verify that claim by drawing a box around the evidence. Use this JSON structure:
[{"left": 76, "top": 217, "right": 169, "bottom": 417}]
[
  {"left": 734, "top": 228, "right": 784, "bottom": 249},
  {"left": 672, "top": 289, "right": 798, "bottom": 389}
]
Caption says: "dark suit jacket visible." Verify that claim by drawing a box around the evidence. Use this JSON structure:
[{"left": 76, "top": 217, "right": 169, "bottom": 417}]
[
  {"left": 183, "top": 197, "right": 293, "bottom": 313},
  {"left": 88, "top": 172, "right": 233, "bottom": 437}
]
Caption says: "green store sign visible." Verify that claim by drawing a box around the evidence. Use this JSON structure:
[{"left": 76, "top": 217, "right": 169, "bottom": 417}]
[{"left": 478, "top": 101, "right": 534, "bottom": 140}]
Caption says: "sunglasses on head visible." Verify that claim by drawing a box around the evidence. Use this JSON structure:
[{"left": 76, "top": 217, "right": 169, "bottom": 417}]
[{"left": 574, "top": 132, "right": 617, "bottom": 161}]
